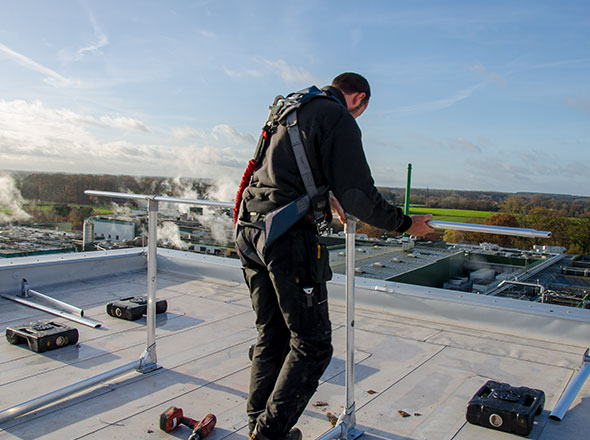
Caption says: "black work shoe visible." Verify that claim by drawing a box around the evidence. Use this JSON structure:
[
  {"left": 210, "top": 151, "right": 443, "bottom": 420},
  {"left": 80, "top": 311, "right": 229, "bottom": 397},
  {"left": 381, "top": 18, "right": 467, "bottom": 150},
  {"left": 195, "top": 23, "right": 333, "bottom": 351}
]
[
  {"left": 250, "top": 427, "right": 302, "bottom": 440},
  {"left": 284, "top": 428, "right": 302, "bottom": 440}
]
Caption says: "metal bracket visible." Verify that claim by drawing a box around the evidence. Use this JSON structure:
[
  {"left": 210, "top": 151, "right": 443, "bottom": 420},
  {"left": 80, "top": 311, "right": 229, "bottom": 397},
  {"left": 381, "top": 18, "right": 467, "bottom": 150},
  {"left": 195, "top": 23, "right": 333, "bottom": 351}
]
[
  {"left": 137, "top": 343, "right": 160, "bottom": 373},
  {"left": 336, "top": 403, "right": 364, "bottom": 440},
  {"left": 19, "top": 278, "right": 30, "bottom": 298}
]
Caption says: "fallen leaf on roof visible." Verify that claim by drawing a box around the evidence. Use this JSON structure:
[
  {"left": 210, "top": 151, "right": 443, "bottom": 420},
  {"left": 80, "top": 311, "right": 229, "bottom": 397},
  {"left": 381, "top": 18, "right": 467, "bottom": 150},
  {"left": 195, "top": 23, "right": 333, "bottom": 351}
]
[
  {"left": 398, "top": 410, "right": 411, "bottom": 418},
  {"left": 327, "top": 412, "right": 338, "bottom": 427},
  {"left": 313, "top": 401, "right": 328, "bottom": 407}
]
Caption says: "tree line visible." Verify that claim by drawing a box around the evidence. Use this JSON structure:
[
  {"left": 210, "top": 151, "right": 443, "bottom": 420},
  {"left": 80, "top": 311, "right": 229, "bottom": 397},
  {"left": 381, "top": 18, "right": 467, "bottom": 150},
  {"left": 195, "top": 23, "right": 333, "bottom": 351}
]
[
  {"left": 17, "top": 172, "right": 213, "bottom": 205},
  {"left": 358, "top": 191, "right": 590, "bottom": 254},
  {"left": 378, "top": 187, "right": 590, "bottom": 215}
]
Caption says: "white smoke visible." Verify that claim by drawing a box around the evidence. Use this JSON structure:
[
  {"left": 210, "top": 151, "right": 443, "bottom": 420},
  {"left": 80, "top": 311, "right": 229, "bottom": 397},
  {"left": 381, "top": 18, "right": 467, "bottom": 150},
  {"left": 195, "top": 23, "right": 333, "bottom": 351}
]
[
  {"left": 193, "top": 177, "right": 237, "bottom": 246},
  {"left": 156, "top": 176, "right": 238, "bottom": 246},
  {"left": 157, "top": 221, "right": 187, "bottom": 249},
  {"left": 0, "top": 174, "right": 31, "bottom": 224},
  {"left": 110, "top": 201, "right": 133, "bottom": 216},
  {"left": 160, "top": 176, "right": 202, "bottom": 215}
]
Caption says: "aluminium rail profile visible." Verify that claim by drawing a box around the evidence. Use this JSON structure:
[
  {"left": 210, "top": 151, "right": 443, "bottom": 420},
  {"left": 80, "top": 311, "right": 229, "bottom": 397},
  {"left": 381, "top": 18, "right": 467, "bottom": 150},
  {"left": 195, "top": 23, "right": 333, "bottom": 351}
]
[
  {"left": 0, "top": 190, "right": 234, "bottom": 424},
  {"left": 21, "top": 278, "right": 85, "bottom": 317},
  {"left": 0, "top": 279, "right": 102, "bottom": 329},
  {"left": 550, "top": 349, "right": 590, "bottom": 421},
  {"left": 0, "top": 295, "right": 101, "bottom": 329},
  {"left": 428, "top": 220, "right": 551, "bottom": 238}
]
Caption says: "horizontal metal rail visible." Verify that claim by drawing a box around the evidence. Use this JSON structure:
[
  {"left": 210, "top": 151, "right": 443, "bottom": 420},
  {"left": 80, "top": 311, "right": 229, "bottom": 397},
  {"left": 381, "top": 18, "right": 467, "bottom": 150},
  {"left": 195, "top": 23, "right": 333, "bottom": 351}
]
[
  {"left": 0, "top": 360, "right": 140, "bottom": 424},
  {"left": 1, "top": 294, "right": 101, "bottom": 328},
  {"left": 24, "top": 287, "right": 85, "bottom": 317},
  {"left": 550, "top": 349, "right": 590, "bottom": 421},
  {"left": 84, "top": 190, "right": 234, "bottom": 209},
  {"left": 429, "top": 220, "right": 551, "bottom": 238}
]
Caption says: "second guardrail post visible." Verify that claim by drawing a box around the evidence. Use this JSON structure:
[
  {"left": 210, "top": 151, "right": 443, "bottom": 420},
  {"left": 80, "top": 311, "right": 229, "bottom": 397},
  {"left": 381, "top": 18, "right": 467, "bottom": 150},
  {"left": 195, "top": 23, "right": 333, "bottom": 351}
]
[
  {"left": 139, "top": 197, "right": 159, "bottom": 373},
  {"left": 339, "top": 217, "right": 364, "bottom": 439}
]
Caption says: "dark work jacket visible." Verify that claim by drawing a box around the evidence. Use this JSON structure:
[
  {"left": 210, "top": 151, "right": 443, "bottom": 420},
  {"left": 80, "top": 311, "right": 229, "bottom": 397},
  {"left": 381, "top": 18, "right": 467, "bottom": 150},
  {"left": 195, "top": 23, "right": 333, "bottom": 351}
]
[{"left": 240, "top": 86, "right": 412, "bottom": 233}]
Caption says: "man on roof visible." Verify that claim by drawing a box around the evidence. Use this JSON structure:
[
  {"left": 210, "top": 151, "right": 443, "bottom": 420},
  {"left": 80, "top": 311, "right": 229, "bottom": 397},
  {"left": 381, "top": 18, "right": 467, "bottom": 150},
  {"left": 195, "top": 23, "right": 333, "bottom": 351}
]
[{"left": 235, "top": 72, "right": 433, "bottom": 440}]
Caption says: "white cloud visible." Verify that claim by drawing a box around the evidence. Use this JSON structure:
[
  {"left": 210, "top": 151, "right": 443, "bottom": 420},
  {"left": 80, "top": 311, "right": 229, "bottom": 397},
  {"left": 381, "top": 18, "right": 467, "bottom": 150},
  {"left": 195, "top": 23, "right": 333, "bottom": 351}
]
[
  {"left": 99, "top": 116, "right": 149, "bottom": 132},
  {"left": 0, "top": 99, "right": 249, "bottom": 179},
  {"left": 391, "top": 82, "right": 484, "bottom": 113},
  {"left": 77, "top": 34, "right": 109, "bottom": 58},
  {"left": 0, "top": 42, "right": 79, "bottom": 87},
  {"left": 224, "top": 58, "right": 316, "bottom": 84},
  {"left": 211, "top": 124, "right": 256, "bottom": 146},
  {"left": 76, "top": 8, "right": 109, "bottom": 58},
  {"left": 172, "top": 126, "right": 206, "bottom": 140},
  {"left": 258, "top": 58, "right": 316, "bottom": 83},
  {"left": 0, "top": 100, "right": 149, "bottom": 135}
]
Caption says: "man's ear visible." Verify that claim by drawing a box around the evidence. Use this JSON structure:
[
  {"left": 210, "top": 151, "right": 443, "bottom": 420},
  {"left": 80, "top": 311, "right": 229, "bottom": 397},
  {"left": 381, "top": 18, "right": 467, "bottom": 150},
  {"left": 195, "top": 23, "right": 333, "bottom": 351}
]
[{"left": 353, "top": 92, "right": 366, "bottom": 106}]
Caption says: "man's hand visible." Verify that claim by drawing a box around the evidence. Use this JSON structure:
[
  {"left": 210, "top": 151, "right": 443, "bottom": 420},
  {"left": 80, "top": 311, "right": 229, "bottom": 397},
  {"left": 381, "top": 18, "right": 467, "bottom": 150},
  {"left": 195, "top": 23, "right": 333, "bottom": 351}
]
[
  {"left": 330, "top": 194, "right": 347, "bottom": 224},
  {"left": 405, "top": 214, "right": 435, "bottom": 237}
]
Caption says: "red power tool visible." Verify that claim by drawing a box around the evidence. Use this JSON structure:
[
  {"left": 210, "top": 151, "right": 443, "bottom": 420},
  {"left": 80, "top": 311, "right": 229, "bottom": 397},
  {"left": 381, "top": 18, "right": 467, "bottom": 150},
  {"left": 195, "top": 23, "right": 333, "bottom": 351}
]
[
  {"left": 159, "top": 406, "right": 216, "bottom": 440},
  {"left": 188, "top": 413, "right": 216, "bottom": 440}
]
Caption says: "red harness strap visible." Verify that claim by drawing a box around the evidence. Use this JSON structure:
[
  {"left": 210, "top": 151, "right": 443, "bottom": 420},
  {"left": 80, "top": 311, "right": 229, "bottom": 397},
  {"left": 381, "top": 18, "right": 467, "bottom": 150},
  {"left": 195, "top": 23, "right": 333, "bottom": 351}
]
[{"left": 233, "top": 158, "right": 258, "bottom": 225}]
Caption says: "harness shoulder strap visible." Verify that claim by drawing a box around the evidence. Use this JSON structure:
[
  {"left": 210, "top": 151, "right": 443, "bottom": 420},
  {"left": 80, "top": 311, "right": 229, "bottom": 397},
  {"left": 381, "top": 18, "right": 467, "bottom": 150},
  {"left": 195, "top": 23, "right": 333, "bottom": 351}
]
[{"left": 286, "top": 110, "right": 319, "bottom": 200}]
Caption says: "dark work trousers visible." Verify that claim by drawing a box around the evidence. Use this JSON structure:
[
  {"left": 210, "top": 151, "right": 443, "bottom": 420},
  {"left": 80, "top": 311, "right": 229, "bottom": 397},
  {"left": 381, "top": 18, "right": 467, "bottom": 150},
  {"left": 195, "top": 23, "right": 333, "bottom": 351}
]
[{"left": 237, "top": 223, "right": 333, "bottom": 439}]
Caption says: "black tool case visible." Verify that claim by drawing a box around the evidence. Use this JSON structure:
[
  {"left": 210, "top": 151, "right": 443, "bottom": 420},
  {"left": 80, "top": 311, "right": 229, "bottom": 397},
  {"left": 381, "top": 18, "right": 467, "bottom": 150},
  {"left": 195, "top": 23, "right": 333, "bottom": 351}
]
[
  {"left": 106, "top": 296, "right": 168, "bottom": 321},
  {"left": 6, "top": 322, "right": 79, "bottom": 353},
  {"left": 466, "top": 380, "right": 545, "bottom": 436}
]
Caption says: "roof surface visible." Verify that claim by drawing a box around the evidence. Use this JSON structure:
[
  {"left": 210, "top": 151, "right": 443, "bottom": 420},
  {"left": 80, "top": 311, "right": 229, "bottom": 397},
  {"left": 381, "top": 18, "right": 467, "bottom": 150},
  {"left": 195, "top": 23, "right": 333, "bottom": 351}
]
[{"left": 0, "top": 249, "right": 588, "bottom": 440}]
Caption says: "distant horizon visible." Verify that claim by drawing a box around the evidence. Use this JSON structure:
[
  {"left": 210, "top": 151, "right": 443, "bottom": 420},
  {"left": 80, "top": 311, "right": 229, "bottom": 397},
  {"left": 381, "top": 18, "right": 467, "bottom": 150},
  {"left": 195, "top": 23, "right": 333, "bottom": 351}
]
[{"left": 4, "top": 168, "right": 589, "bottom": 199}]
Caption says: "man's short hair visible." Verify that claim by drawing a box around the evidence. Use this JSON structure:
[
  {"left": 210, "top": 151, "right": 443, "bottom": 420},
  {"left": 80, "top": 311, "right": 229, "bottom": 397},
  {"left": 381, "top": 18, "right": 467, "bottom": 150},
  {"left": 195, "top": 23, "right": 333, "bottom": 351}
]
[{"left": 331, "top": 72, "right": 371, "bottom": 104}]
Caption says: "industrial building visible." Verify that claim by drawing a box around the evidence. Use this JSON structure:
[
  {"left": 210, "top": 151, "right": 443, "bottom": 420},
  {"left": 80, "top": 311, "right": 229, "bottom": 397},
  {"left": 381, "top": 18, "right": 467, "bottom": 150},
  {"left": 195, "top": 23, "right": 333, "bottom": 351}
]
[
  {"left": 89, "top": 217, "right": 137, "bottom": 243},
  {"left": 0, "top": 225, "right": 80, "bottom": 258},
  {"left": 328, "top": 237, "right": 588, "bottom": 310}
]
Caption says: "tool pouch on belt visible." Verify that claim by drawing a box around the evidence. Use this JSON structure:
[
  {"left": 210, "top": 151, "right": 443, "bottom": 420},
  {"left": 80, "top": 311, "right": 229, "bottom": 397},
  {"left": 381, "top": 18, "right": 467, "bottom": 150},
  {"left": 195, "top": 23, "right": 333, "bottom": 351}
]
[
  {"left": 235, "top": 194, "right": 310, "bottom": 267},
  {"left": 309, "top": 236, "right": 332, "bottom": 284}
]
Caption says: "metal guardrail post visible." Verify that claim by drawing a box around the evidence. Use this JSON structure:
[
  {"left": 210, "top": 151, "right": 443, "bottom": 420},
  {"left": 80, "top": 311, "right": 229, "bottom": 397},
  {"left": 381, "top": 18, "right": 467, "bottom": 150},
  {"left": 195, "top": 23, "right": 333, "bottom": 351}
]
[
  {"left": 317, "top": 217, "right": 364, "bottom": 440},
  {"left": 139, "top": 197, "right": 160, "bottom": 373}
]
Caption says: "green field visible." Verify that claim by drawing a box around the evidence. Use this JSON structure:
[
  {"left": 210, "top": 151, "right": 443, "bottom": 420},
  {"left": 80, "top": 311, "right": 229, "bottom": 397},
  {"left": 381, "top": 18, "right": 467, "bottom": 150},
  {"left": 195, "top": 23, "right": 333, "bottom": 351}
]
[
  {"left": 22, "top": 202, "right": 114, "bottom": 215},
  {"left": 408, "top": 206, "right": 495, "bottom": 223},
  {"left": 92, "top": 207, "right": 115, "bottom": 214}
]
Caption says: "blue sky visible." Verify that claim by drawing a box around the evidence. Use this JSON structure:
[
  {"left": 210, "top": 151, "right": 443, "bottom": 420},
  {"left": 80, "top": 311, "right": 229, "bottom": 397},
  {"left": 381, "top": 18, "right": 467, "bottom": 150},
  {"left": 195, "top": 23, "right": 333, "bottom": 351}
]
[{"left": 0, "top": 0, "right": 589, "bottom": 198}]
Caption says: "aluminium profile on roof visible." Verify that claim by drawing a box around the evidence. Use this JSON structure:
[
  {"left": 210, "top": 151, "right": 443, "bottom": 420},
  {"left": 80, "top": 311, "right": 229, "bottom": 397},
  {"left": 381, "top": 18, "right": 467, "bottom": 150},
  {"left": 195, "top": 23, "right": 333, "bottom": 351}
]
[{"left": 428, "top": 220, "right": 551, "bottom": 238}]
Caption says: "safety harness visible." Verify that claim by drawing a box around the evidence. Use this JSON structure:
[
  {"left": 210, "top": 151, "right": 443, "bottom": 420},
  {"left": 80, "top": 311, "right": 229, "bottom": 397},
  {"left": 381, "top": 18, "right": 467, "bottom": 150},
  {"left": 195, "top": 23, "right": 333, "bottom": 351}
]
[{"left": 234, "top": 86, "right": 341, "bottom": 257}]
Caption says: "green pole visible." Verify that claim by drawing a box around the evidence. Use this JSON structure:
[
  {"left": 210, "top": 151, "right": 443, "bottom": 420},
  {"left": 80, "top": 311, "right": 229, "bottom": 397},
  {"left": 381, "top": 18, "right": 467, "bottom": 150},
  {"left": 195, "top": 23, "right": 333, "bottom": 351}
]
[{"left": 404, "top": 163, "right": 412, "bottom": 216}]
